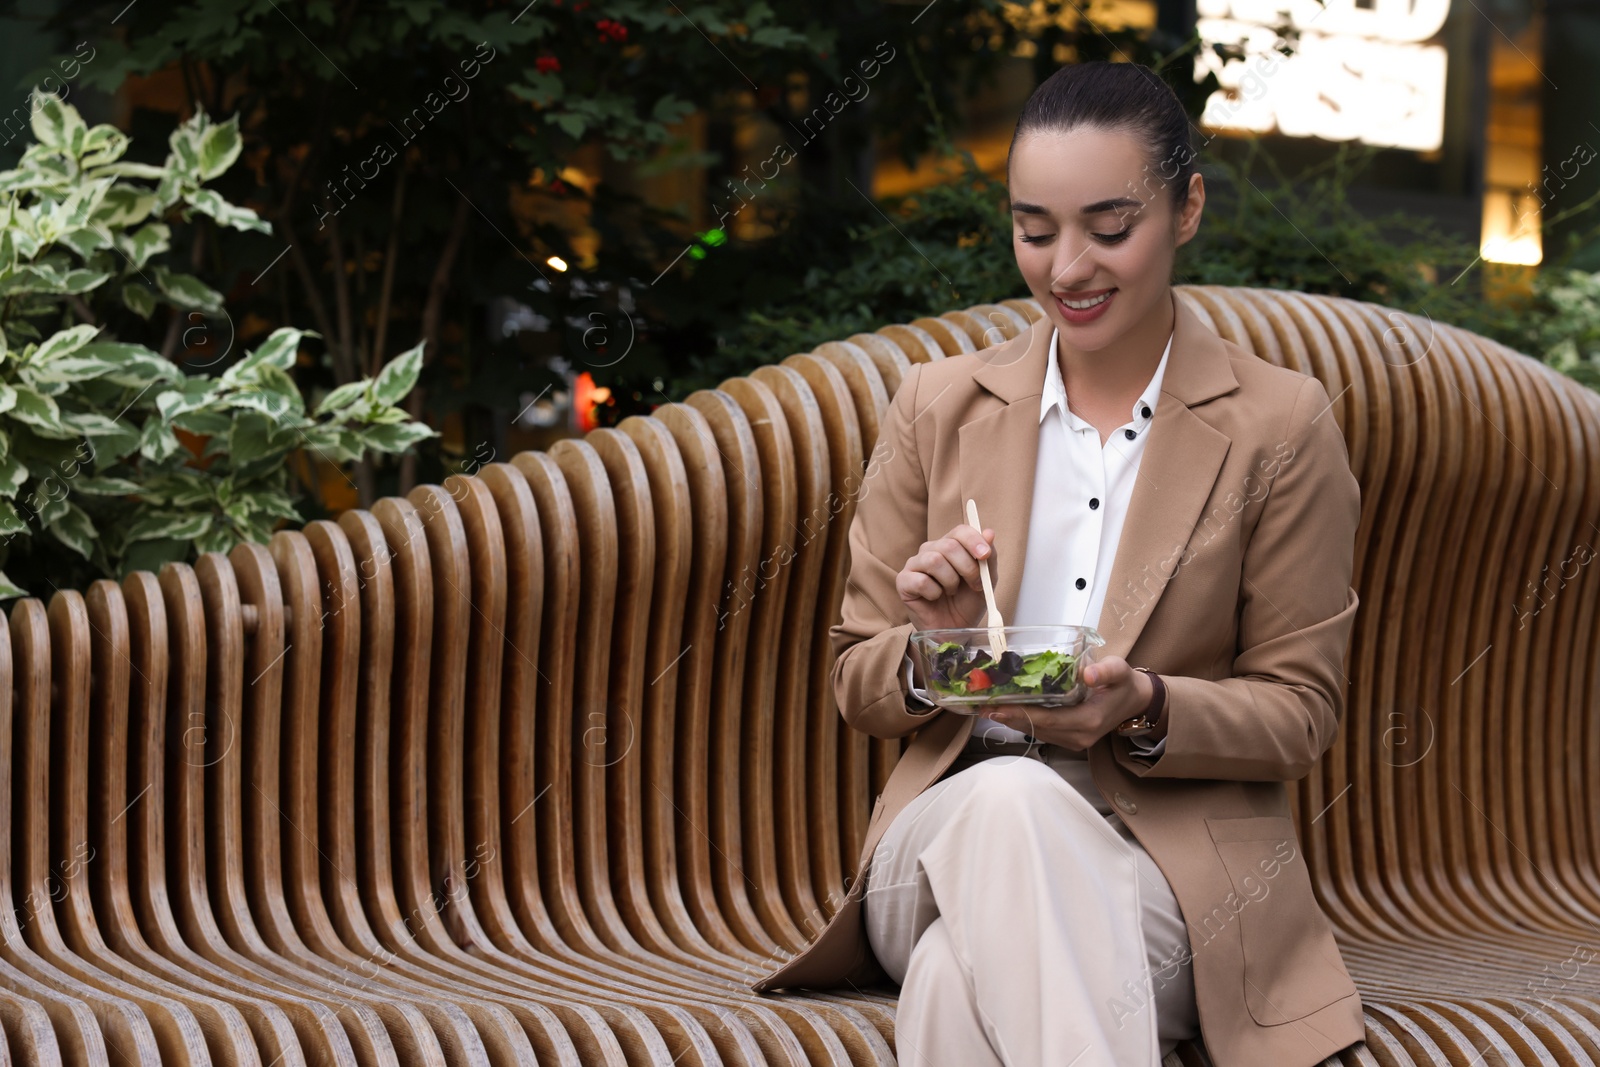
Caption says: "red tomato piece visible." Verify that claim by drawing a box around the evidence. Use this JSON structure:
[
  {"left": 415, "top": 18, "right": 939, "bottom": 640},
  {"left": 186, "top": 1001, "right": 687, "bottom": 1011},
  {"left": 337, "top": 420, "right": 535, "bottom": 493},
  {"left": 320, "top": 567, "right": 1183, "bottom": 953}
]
[{"left": 966, "top": 668, "right": 993, "bottom": 691}]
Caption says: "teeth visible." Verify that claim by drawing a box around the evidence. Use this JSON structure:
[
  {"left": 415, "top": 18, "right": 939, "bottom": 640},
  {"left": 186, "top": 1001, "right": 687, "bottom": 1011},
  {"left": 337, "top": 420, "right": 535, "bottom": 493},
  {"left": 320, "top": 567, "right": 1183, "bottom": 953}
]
[{"left": 1060, "top": 291, "right": 1111, "bottom": 310}]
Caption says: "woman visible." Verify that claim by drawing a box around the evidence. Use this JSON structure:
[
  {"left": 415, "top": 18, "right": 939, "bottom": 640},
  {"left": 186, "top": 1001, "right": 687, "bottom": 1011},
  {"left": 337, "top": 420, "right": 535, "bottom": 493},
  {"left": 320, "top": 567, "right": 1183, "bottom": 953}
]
[{"left": 752, "top": 61, "right": 1366, "bottom": 1067}]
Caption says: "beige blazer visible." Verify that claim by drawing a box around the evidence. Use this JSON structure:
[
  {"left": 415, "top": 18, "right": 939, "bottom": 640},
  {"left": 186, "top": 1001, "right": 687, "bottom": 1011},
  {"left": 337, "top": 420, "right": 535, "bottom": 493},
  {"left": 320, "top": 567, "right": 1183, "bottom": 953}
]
[{"left": 751, "top": 290, "right": 1367, "bottom": 1066}]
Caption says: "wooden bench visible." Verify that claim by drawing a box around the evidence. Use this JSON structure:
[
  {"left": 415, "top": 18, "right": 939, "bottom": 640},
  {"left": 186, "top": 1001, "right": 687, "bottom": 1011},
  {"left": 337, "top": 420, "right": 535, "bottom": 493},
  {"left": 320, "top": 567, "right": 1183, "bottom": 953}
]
[{"left": 4, "top": 284, "right": 1598, "bottom": 1066}]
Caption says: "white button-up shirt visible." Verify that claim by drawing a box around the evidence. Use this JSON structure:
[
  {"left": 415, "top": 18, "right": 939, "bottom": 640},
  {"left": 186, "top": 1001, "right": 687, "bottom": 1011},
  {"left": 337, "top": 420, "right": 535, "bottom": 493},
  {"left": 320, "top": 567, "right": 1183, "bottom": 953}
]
[{"left": 902, "top": 324, "right": 1174, "bottom": 758}]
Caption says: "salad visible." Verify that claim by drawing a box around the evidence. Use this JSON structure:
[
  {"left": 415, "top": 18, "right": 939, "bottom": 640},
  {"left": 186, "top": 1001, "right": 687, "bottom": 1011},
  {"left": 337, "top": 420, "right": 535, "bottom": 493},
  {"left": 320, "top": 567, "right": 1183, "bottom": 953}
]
[{"left": 925, "top": 640, "right": 1084, "bottom": 699}]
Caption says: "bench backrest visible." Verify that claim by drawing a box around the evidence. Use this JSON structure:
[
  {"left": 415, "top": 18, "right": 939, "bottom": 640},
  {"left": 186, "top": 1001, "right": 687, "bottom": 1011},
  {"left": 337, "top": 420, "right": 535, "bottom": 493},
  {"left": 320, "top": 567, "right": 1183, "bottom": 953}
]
[{"left": 7, "top": 284, "right": 1598, "bottom": 979}]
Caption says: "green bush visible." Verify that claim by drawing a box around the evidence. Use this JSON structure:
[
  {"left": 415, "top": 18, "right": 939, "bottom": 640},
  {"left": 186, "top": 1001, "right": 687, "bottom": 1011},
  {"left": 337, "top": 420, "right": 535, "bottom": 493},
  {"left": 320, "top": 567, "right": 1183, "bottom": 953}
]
[
  {"left": 1521, "top": 268, "right": 1600, "bottom": 391},
  {"left": 665, "top": 135, "right": 1600, "bottom": 403},
  {"left": 0, "top": 90, "right": 434, "bottom": 599},
  {"left": 1181, "top": 142, "right": 1600, "bottom": 388},
  {"left": 657, "top": 147, "right": 1023, "bottom": 399},
  {"left": 1177, "top": 142, "right": 1518, "bottom": 342}
]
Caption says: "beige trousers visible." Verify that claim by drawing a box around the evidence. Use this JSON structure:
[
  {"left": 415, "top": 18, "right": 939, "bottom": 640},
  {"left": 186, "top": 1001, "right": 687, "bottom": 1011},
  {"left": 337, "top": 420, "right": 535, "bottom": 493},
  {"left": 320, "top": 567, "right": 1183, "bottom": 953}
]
[{"left": 863, "top": 742, "right": 1201, "bottom": 1067}]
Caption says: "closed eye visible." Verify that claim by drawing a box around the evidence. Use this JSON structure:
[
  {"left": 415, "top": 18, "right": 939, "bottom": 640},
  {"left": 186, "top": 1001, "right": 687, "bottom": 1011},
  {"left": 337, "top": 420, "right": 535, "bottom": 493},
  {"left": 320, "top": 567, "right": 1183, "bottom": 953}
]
[{"left": 1018, "top": 230, "right": 1131, "bottom": 245}]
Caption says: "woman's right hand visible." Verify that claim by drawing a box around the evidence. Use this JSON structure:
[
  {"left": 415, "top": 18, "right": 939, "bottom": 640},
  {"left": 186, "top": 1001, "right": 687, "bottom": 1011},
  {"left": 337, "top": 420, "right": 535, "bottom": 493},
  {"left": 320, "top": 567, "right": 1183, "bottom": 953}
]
[{"left": 896, "top": 523, "right": 998, "bottom": 632}]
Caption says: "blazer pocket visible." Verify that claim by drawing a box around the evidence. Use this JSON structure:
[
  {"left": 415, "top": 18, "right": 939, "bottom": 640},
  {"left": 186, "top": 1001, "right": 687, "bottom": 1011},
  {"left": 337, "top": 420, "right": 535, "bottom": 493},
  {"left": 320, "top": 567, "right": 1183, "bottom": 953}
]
[{"left": 1205, "top": 815, "right": 1359, "bottom": 1026}]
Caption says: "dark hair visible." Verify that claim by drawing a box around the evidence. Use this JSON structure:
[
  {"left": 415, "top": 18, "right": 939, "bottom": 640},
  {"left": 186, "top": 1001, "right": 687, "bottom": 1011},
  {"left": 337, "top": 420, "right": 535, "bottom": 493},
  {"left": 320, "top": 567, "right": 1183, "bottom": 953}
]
[{"left": 1006, "top": 61, "right": 1197, "bottom": 209}]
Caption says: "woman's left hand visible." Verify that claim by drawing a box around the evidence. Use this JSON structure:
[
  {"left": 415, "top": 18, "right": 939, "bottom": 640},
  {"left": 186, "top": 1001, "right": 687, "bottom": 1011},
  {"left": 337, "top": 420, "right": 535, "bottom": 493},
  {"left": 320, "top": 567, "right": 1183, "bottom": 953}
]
[{"left": 979, "top": 655, "right": 1155, "bottom": 749}]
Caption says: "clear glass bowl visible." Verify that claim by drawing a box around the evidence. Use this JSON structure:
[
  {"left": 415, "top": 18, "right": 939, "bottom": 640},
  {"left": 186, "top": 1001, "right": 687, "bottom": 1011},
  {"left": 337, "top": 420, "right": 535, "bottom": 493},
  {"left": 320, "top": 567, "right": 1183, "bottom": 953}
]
[{"left": 907, "top": 624, "right": 1105, "bottom": 713}]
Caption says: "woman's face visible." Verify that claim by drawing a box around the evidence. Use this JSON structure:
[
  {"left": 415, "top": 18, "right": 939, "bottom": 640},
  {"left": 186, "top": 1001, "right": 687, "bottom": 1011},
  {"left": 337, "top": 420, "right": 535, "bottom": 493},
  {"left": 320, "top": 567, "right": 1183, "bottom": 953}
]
[{"left": 1008, "top": 124, "right": 1203, "bottom": 352}]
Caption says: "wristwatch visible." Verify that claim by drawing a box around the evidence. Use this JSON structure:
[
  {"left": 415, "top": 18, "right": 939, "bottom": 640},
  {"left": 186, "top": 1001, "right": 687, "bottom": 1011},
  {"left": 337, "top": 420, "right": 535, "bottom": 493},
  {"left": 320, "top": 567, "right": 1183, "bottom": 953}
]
[{"left": 1116, "top": 667, "right": 1167, "bottom": 737}]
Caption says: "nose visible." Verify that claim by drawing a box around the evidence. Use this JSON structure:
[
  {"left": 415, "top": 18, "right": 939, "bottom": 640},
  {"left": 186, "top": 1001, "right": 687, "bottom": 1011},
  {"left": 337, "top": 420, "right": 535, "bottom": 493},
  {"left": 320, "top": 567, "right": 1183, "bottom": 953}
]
[{"left": 1049, "top": 236, "right": 1099, "bottom": 292}]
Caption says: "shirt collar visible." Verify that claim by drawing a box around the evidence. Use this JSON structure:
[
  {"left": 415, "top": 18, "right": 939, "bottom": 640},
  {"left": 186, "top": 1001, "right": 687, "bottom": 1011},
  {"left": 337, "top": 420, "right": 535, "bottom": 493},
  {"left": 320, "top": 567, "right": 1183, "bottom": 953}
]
[{"left": 1040, "top": 325, "right": 1173, "bottom": 430}]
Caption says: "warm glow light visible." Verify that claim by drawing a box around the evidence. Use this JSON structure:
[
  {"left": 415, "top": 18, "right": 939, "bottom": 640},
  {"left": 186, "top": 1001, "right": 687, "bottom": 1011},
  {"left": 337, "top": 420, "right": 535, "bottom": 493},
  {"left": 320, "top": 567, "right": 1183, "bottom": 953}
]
[
  {"left": 1481, "top": 237, "right": 1542, "bottom": 266},
  {"left": 1197, "top": 0, "right": 1449, "bottom": 42},
  {"left": 1480, "top": 188, "right": 1543, "bottom": 266},
  {"left": 547, "top": 255, "right": 569, "bottom": 271},
  {"left": 574, "top": 372, "right": 612, "bottom": 433},
  {"left": 1197, "top": 0, "right": 1449, "bottom": 151}
]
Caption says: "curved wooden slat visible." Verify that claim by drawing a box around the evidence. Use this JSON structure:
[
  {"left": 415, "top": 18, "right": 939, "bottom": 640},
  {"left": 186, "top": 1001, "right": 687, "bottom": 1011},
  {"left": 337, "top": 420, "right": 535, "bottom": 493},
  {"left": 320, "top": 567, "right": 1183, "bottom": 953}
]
[
  {"left": 10, "top": 596, "right": 169, "bottom": 1066},
  {"left": 50, "top": 588, "right": 259, "bottom": 1065},
  {"left": 477, "top": 455, "right": 815, "bottom": 1067},
  {"left": 704, "top": 377, "right": 808, "bottom": 952},
  {"left": 452, "top": 466, "right": 733, "bottom": 1067},
  {"left": 255, "top": 532, "right": 472, "bottom": 1067},
  {"left": 678, "top": 389, "right": 790, "bottom": 958},
  {"left": 637, "top": 403, "right": 759, "bottom": 967},
  {"left": 3, "top": 284, "right": 1599, "bottom": 1065},
  {"left": 794, "top": 344, "right": 902, "bottom": 815},
  {"left": 873, "top": 323, "right": 946, "bottom": 366},
  {"left": 906, "top": 315, "right": 975, "bottom": 356},
  {"left": 321, "top": 510, "right": 549, "bottom": 1067},
  {"left": 188, "top": 553, "right": 404, "bottom": 1065},
  {"left": 84, "top": 578, "right": 308, "bottom": 1067},
  {"left": 0, "top": 600, "right": 98, "bottom": 1067},
  {"left": 367, "top": 492, "right": 602, "bottom": 1067},
  {"left": 121, "top": 569, "right": 359, "bottom": 1067},
  {"left": 742, "top": 366, "right": 833, "bottom": 936},
  {"left": 773, "top": 353, "right": 862, "bottom": 901}
]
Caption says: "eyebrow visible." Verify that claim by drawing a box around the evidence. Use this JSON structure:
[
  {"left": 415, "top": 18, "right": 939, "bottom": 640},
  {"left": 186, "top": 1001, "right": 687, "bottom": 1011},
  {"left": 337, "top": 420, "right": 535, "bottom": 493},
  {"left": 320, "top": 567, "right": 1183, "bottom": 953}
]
[{"left": 1010, "top": 197, "right": 1142, "bottom": 217}]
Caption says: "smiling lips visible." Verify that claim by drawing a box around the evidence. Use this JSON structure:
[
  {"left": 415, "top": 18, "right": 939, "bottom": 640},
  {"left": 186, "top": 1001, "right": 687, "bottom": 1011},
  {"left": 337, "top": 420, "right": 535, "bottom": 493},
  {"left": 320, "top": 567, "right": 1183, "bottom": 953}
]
[
  {"left": 1054, "top": 287, "right": 1117, "bottom": 324},
  {"left": 1057, "top": 287, "right": 1113, "bottom": 309}
]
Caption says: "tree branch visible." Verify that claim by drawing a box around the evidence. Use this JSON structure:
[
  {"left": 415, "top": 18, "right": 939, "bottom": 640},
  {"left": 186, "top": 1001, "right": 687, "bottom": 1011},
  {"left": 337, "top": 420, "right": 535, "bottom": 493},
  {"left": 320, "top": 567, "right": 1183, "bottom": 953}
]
[
  {"left": 352, "top": 227, "right": 369, "bottom": 373},
  {"left": 66, "top": 294, "right": 95, "bottom": 325},
  {"left": 159, "top": 310, "right": 183, "bottom": 361},
  {"left": 276, "top": 80, "right": 335, "bottom": 224},
  {"left": 278, "top": 218, "right": 339, "bottom": 367},
  {"left": 325, "top": 213, "right": 356, "bottom": 384},
  {"left": 398, "top": 193, "right": 470, "bottom": 494},
  {"left": 179, "top": 56, "right": 201, "bottom": 117},
  {"left": 421, "top": 196, "right": 470, "bottom": 361},
  {"left": 371, "top": 162, "right": 408, "bottom": 377}
]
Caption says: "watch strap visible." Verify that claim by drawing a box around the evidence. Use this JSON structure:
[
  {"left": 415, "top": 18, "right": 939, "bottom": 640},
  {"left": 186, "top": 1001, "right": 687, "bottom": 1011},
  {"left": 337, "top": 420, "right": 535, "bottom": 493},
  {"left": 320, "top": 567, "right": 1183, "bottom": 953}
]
[{"left": 1118, "top": 667, "right": 1166, "bottom": 736}]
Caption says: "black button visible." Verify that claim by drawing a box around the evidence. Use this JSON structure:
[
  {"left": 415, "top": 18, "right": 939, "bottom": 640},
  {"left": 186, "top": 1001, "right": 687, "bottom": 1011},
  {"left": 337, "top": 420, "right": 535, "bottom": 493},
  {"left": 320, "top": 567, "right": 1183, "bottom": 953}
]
[
  {"left": 1141, "top": 405, "right": 1152, "bottom": 419},
  {"left": 1022, "top": 733, "right": 1037, "bottom": 744},
  {"left": 1089, "top": 497, "right": 1100, "bottom": 509},
  {"left": 1124, "top": 428, "right": 1137, "bottom": 440},
  {"left": 1075, "top": 577, "right": 1087, "bottom": 590}
]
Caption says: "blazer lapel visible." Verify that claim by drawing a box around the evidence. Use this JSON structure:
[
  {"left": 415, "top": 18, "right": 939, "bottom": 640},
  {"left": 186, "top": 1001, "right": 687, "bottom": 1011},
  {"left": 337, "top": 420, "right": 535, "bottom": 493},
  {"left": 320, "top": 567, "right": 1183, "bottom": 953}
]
[
  {"left": 959, "top": 315, "right": 1052, "bottom": 630},
  {"left": 959, "top": 292, "right": 1240, "bottom": 661},
  {"left": 1098, "top": 295, "right": 1238, "bottom": 660}
]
